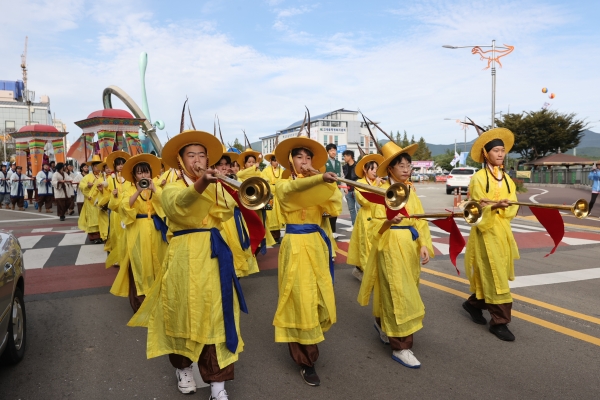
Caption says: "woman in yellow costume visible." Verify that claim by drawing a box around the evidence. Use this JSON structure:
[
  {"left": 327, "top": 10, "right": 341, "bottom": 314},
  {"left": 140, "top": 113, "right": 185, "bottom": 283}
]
[
  {"left": 109, "top": 153, "right": 167, "bottom": 313},
  {"left": 95, "top": 161, "right": 112, "bottom": 243},
  {"left": 461, "top": 126, "right": 519, "bottom": 342},
  {"left": 103, "top": 151, "right": 131, "bottom": 269},
  {"left": 357, "top": 139, "right": 434, "bottom": 369},
  {"left": 346, "top": 151, "right": 384, "bottom": 282},
  {"left": 77, "top": 155, "right": 104, "bottom": 244},
  {"left": 128, "top": 130, "right": 246, "bottom": 399},
  {"left": 272, "top": 126, "right": 342, "bottom": 387},
  {"left": 214, "top": 148, "right": 259, "bottom": 278},
  {"left": 261, "top": 153, "right": 284, "bottom": 244}
]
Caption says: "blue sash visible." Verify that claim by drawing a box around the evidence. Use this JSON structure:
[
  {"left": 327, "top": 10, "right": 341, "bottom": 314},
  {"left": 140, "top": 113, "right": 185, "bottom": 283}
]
[
  {"left": 172, "top": 228, "right": 248, "bottom": 354},
  {"left": 390, "top": 225, "right": 419, "bottom": 241},
  {"left": 233, "top": 207, "right": 250, "bottom": 250},
  {"left": 43, "top": 171, "right": 52, "bottom": 194},
  {"left": 12, "top": 174, "right": 24, "bottom": 198},
  {"left": 259, "top": 208, "right": 267, "bottom": 255},
  {"left": 136, "top": 214, "right": 168, "bottom": 243},
  {"left": 285, "top": 224, "right": 334, "bottom": 281}
]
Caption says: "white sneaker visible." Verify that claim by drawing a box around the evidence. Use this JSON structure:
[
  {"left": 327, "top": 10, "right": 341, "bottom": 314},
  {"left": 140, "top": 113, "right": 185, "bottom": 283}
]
[
  {"left": 209, "top": 390, "right": 229, "bottom": 400},
  {"left": 352, "top": 267, "right": 364, "bottom": 282},
  {"left": 176, "top": 366, "right": 197, "bottom": 394},
  {"left": 373, "top": 320, "right": 390, "bottom": 345},
  {"left": 392, "top": 349, "right": 421, "bottom": 369}
]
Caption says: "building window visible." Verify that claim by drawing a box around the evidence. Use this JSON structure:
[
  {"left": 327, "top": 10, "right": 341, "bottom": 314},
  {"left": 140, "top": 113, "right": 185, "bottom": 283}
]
[
  {"left": 323, "top": 136, "right": 327, "bottom": 146},
  {"left": 370, "top": 140, "right": 374, "bottom": 147},
  {"left": 341, "top": 121, "right": 347, "bottom": 127},
  {"left": 331, "top": 121, "right": 340, "bottom": 127},
  {"left": 5, "top": 121, "right": 15, "bottom": 132},
  {"left": 360, "top": 136, "right": 364, "bottom": 146},
  {"left": 323, "top": 121, "right": 330, "bottom": 127},
  {"left": 334, "top": 136, "right": 338, "bottom": 145}
]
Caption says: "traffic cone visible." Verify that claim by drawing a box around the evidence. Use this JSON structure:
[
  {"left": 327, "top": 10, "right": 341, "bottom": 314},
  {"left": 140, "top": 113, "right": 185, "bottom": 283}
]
[{"left": 453, "top": 188, "right": 459, "bottom": 207}]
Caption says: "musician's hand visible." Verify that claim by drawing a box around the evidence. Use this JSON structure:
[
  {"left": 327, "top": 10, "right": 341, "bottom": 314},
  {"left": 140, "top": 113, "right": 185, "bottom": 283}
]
[
  {"left": 160, "top": 180, "right": 166, "bottom": 187},
  {"left": 87, "top": 182, "right": 94, "bottom": 188},
  {"left": 191, "top": 162, "right": 206, "bottom": 178},
  {"left": 202, "top": 169, "right": 219, "bottom": 184},
  {"left": 112, "top": 189, "right": 118, "bottom": 197},
  {"left": 491, "top": 198, "right": 510, "bottom": 210},
  {"left": 149, "top": 179, "right": 157, "bottom": 193},
  {"left": 374, "top": 177, "right": 383, "bottom": 186},
  {"left": 322, "top": 172, "right": 337, "bottom": 183},
  {"left": 388, "top": 213, "right": 404, "bottom": 224},
  {"left": 420, "top": 246, "right": 430, "bottom": 265}
]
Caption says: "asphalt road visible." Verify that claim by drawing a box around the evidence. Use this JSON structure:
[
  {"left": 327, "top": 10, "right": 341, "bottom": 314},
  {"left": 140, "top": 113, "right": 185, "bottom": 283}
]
[{"left": 1, "top": 183, "right": 600, "bottom": 399}]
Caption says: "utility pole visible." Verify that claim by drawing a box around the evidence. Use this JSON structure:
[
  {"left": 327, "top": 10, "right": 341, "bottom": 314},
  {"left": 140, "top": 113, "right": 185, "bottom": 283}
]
[{"left": 21, "top": 36, "right": 31, "bottom": 125}]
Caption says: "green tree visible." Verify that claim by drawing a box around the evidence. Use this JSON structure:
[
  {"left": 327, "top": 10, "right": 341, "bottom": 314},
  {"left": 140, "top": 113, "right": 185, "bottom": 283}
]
[
  {"left": 410, "top": 134, "right": 416, "bottom": 145},
  {"left": 401, "top": 131, "right": 410, "bottom": 148},
  {"left": 413, "top": 137, "right": 432, "bottom": 161},
  {"left": 433, "top": 149, "right": 454, "bottom": 171},
  {"left": 232, "top": 138, "right": 244, "bottom": 152},
  {"left": 495, "top": 109, "right": 587, "bottom": 161}
]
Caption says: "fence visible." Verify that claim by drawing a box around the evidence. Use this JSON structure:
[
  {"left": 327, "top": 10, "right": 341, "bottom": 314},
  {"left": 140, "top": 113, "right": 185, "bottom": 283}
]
[{"left": 527, "top": 167, "right": 595, "bottom": 186}]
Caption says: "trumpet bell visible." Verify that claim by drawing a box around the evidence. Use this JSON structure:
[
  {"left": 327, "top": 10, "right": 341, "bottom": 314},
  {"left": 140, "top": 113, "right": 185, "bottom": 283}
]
[
  {"left": 385, "top": 182, "right": 410, "bottom": 210},
  {"left": 463, "top": 201, "right": 483, "bottom": 225},
  {"left": 138, "top": 178, "right": 151, "bottom": 189},
  {"left": 572, "top": 199, "right": 589, "bottom": 219},
  {"left": 239, "top": 177, "right": 272, "bottom": 211}
]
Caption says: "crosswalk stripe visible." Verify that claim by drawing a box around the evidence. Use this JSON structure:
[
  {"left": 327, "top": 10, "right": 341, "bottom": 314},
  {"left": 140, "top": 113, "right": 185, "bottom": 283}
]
[
  {"left": 75, "top": 245, "right": 107, "bottom": 265},
  {"left": 23, "top": 248, "right": 54, "bottom": 269},
  {"left": 58, "top": 232, "right": 88, "bottom": 246},
  {"left": 17, "top": 235, "right": 44, "bottom": 249},
  {"left": 510, "top": 268, "right": 600, "bottom": 288}
]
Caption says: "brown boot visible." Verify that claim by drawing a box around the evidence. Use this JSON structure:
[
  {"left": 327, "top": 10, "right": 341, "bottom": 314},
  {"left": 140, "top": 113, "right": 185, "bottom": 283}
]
[
  {"left": 39, "top": 207, "right": 42, "bottom": 212},
  {"left": 18, "top": 207, "right": 24, "bottom": 211},
  {"left": 46, "top": 209, "right": 53, "bottom": 213},
  {"left": 11, "top": 204, "right": 15, "bottom": 210}
]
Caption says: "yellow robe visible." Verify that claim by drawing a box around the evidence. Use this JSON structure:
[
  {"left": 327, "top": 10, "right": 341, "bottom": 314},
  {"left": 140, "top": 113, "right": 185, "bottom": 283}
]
[
  {"left": 465, "top": 169, "right": 519, "bottom": 304},
  {"left": 261, "top": 166, "right": 284, "bottom": 232},
  {"left": 105, "top": 175, "right": 131, "bottom": 268},
  {"left": 77, "top": 173, "right": 100, "bottom": 234},
  {"left": 237, "top": 166, "right": 275, "bottom": 246},
  {"left": 358, "top": 184, "right": 434, "bottom": 338},
  {"left": 273, "top": 175, "right": 342, "bottom": 344},
  {"left": 347, "top": 179, "right": 384, "bottom": 270},
  {"left": 128, "top": 181, "right": 243, "bottom": 368},
  {"left": 110, "top": 185, "right": 168, "bottom": 297},
  {"left": 95, "top": 174, "right": 110, "bottom": 241},
  {"left": 222, "top": 207, "right": 259, "bottom": 278}
]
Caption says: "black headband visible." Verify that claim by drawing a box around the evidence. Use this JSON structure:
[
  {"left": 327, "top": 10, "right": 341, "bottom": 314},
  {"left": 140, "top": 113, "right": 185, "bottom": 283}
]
[{"left": 484, "top": 139, "right": 504, "bottom": 153}]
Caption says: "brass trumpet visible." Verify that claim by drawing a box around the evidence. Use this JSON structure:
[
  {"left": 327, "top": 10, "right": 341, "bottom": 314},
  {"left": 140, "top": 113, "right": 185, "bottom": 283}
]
[
  {"left": 405, "top": 201, "right": 484, "bottom": 226},
  {"left": 216, "top": 173, "right": 272, "bottom": 211},
  {"left": 505, "top": 199, "right": 589, "bottom": 219},
  {"left": 302, "top": 167, "right": 409, "bottom": 210},
  {"left": 138, "top": 178, "right": 152, "bottom": 189}
]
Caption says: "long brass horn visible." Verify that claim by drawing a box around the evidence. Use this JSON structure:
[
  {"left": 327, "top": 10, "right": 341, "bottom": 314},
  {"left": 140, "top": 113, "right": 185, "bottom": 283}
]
[
  {"left": 404, "top": 201, "right": 483, "bottom": 226},
  {"left": 302, "top": 167, "right": 409, "bottom": 210},
  {"left": 216, "top": 173, "right": 272, "bottom": 211},
  {"left": 506, "top": 199, "right": 589, "bottom": 219}
]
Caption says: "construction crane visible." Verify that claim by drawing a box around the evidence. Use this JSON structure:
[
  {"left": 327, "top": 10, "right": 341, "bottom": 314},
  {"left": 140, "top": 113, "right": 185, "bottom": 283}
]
[{"left": 21, "top": 36, "right": 30, "bottom": 124}]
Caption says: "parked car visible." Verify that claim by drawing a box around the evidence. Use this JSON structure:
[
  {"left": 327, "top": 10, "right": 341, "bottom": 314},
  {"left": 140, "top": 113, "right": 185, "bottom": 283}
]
[
  {"left": 0, "top": 230, "right": 26, "bottom": 365},
  {"left": 435, "top": 173, "right": 448, "bottom": 182},
  {"left": 446, "top": 167, "right": 478, "bottom": 194}
]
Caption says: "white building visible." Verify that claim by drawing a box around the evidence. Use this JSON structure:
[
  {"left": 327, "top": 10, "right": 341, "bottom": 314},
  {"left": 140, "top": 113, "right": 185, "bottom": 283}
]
[{"left": 260, "top": 108, "right": 379, "bottom": 162}]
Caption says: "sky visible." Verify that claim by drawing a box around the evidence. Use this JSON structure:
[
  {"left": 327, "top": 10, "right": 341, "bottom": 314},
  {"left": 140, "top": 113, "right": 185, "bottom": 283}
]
[{"left": 1, "top": 0, "right": 599, "bottom": 148}]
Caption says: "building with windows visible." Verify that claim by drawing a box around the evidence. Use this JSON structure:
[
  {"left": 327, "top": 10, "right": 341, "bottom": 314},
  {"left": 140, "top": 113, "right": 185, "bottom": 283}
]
[
  {"left": 259, "top": 108, "right": 379, "bottom": 162},
  {"left": 0, "top": 79, "right": 58, "bottom": 162}
]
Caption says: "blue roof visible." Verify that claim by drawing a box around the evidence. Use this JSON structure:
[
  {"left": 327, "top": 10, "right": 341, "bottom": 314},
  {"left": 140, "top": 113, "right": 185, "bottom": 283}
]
[{"left": 284, "top": 108, "right": 356, "bottom": 129}]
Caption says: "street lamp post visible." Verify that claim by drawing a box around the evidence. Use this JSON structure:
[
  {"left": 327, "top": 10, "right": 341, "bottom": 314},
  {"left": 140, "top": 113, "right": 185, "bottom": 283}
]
[{"left": 443, "top": 41, "right": 514, "bottom": 129}]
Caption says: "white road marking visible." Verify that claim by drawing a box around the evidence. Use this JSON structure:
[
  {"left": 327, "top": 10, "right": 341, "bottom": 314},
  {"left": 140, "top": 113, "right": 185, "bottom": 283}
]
[
  {"left": 431, "top": 242, "right": 466, "bottom": 255},
  {"left": 58, "top": 232, "right": 88, "bottom": 246},
  {"left": 508, "top": 222, "right": 548, "bottom": 232},
  {"left": 528, "top": 188, "right": 548, "bottom": 204},
  {"left": 510, "top": 268, "right": 600, "bottom": 288},
  {"left": 75, "top": 245, "right": 107, "bottom": 265},
  {"left": 0, "top": 217, "right": 62, "bottom": 223},
  {"left": 559, "top": 236, "right": 600, "bottom": 246},
  {"left": 17, "top": 235, "right": 44, "bottom": 249},
  {"left": 343, "top": 227, "right": 354, "bottom": 232},
  {"left": 53, "top": 229, "right": 84, "bottom": 234},
  {"left": 23, "top": 248, "right": 54, "bottom": 269},
  {"left": 336, "top": 219, "right": 353, "bottom": 226},
  {"left": 32, "top": 228, "right": 53, "bottom": 233}
]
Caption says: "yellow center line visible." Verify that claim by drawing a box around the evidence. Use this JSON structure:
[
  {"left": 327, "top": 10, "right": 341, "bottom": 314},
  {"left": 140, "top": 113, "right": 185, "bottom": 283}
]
[
  {"left": 420, "top": 279, "right": 600, "bottom": 347},
  {"left": 421, "top": 267, "right": 600, "bottom": 326}
]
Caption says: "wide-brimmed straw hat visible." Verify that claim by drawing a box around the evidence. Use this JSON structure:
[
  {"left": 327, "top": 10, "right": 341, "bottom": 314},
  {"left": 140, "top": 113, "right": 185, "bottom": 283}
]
[
  {"left": 121, "top": 153, "right": 162, "bottom": 184},
  {"left": 376, "top": 141, "right": 418, "bottom": 177},
  {"left": 470, "top": 127, "right": 514, "bottom": 163},
  {"left": 237, "top": 148, "right": 261, "bottom": 169},
  {"left": 162, "top": 130, "right": 223, "bottom": 170},
  {"left": 264, "top": 153, "right": 276, "bottom": 162},
  {"left": 355, "top": 154, "right": 385, "bottom": 178},
  {"left": 89, "top": 154, "right": 102, "bottom": 165},
  {"left": 106, "top": 150, "right": 131, "bottom": 170},
  {"left": 274, "top": 137, "right": 328, "bottom": 171}
]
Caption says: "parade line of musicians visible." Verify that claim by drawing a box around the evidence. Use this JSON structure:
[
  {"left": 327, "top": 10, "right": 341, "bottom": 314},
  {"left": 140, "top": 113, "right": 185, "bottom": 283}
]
[{"left": 10, "top": 112, "right": 522, "bottom": 399}]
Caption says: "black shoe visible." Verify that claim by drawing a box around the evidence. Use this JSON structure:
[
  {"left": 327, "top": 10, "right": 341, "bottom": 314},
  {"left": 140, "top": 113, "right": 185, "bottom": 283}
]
[
  {"left": 93, "top": 239, "right": 103, "bottom": 244},
  {"left": 300, "top": 366, "right": 320, "bottom": 386},
  {"left": 462, "top": 301, "right": 487, "bottom": 325},
  {"left": 489, "top": 324, "right": 515, "bottom": 341},
  {"left": 60, "top": 216, "right": 65, "bottom": 221}
]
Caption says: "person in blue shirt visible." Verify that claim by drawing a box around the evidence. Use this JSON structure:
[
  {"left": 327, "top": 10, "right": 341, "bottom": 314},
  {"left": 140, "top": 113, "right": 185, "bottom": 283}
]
[{"left": 588, "top": 165, "right": 600, "bottom": 215}]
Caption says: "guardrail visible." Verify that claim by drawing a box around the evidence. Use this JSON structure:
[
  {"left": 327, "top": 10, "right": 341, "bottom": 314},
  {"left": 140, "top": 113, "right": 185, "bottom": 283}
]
[{"left": 522, "top": 167, "right": 595, "bottom": 186}]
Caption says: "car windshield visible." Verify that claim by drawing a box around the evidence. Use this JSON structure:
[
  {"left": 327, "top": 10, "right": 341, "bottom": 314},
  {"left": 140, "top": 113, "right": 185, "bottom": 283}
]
[{"left": 450, "top": 169, "right": 474, "bottom": 175}]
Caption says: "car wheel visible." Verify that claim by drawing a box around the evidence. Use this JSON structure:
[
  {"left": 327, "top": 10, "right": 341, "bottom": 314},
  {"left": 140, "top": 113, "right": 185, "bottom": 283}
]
[
  {"left": 1, "top": 287, "right": 26, "bottom": 365},
  {"left": 446, "top": 188, "right": 453, "bottom": 195}
]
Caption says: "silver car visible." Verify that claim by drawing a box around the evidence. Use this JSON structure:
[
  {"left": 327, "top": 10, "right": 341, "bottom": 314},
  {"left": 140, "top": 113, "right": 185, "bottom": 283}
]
[{"left": 0, "top": 230, "right": 26, "bottom": 364}]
